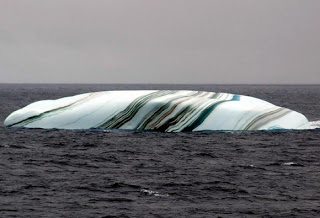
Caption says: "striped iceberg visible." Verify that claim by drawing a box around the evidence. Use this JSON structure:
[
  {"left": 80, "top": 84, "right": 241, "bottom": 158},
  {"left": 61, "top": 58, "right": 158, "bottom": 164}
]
[{"left": 4, "top": 90, "right": 310, "bottom": 132}]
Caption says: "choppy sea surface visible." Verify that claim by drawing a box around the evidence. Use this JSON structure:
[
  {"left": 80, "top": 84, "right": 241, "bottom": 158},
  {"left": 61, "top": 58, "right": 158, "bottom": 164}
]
[{"left": 1, "top": 84, "right": 320, "bottom": 218}]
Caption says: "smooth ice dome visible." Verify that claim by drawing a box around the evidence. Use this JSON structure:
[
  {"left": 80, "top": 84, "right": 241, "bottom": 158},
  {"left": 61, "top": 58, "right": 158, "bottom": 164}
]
[{"left": 4, "top": 90, "right": 310, "bottom": 132}]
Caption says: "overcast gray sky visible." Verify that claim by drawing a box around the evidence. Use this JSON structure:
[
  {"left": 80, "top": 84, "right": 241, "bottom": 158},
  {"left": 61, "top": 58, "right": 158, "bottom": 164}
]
[{"left": 0, "top": 0, "right": 319, "bottom": 84}]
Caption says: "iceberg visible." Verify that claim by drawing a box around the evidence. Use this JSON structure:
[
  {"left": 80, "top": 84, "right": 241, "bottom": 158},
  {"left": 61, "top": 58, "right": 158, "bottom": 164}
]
[{"left": 4, "top": 90, "right": 310, "bottom": 132}]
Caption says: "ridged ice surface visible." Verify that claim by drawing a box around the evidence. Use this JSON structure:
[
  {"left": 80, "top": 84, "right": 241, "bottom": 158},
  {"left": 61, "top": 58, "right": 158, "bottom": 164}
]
[{"left": 4, "top": 90, "right": 310, "bottom": 131}]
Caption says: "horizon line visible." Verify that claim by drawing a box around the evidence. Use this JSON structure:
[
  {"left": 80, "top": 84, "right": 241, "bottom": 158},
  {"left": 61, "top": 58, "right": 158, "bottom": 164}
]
[{"left": 0, "top": 82, "right": 319, "bottom": 86}]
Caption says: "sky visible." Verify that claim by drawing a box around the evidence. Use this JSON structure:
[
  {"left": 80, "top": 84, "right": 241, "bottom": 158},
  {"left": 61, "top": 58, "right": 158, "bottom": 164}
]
[{"left": 0, "top": 0, "right": 319, "bottom": 84}]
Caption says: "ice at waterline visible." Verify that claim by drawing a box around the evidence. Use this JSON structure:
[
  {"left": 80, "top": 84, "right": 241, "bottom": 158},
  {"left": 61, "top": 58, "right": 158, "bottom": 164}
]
[{"left": 4, "top": 90, "right": 310, "bottom": 132}]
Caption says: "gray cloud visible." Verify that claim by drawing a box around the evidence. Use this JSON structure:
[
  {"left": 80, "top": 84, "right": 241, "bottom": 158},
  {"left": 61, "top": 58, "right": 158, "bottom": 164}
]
[{"left": 0, "top": 0, "right": 319, "bottom": 83}]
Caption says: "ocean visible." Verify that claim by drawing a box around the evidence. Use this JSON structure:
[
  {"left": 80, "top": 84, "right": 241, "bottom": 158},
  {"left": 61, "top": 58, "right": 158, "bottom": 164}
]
[{"left": 0, "top": 84, "right": 319, "bottom": 217}]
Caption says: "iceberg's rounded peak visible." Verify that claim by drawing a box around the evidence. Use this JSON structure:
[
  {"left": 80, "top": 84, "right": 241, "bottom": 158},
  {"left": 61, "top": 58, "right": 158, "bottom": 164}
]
[{"left": 4, "top": 90, "right": 310, "bottom": 132}]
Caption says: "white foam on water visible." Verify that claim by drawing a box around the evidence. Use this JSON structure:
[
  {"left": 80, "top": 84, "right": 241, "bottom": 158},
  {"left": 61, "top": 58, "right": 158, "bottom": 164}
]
[
  {"left": 283, "top": 162, "right": 304, "bottom": 167},
  {"left": 309, "top": 120, "right": 320, "bottom": 129},
  {"left": 283, "top": 162, "right": 296, "bottom": 166},
  {"left": 140, "top": 189, "right": 169, "bottom": 197}
]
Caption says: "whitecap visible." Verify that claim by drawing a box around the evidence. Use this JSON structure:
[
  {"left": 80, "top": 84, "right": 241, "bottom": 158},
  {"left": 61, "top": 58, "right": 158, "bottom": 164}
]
[
  {"left": 283, "top": 162, "right": 304, "bottom": 166},
  {"left": 283, "top": 162, "right": 296, "bottom": 166},
  {"left": 140, "top": 189, "right": 169, "bottom": 197}
]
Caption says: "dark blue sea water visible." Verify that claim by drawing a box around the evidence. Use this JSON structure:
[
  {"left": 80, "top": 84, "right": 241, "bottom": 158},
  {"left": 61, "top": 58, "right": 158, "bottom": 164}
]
[{"left": 1, "top": 84, "right": 320, "bottom": 217}]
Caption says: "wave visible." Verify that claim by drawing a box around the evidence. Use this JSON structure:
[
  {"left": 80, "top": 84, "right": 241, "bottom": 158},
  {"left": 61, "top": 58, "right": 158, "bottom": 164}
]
[
  {"left": 140, "top": 189, "right": 169, "bottom": 197},
  {"left": 309, "top": 120, "right": 320, "bottom": 129}
]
